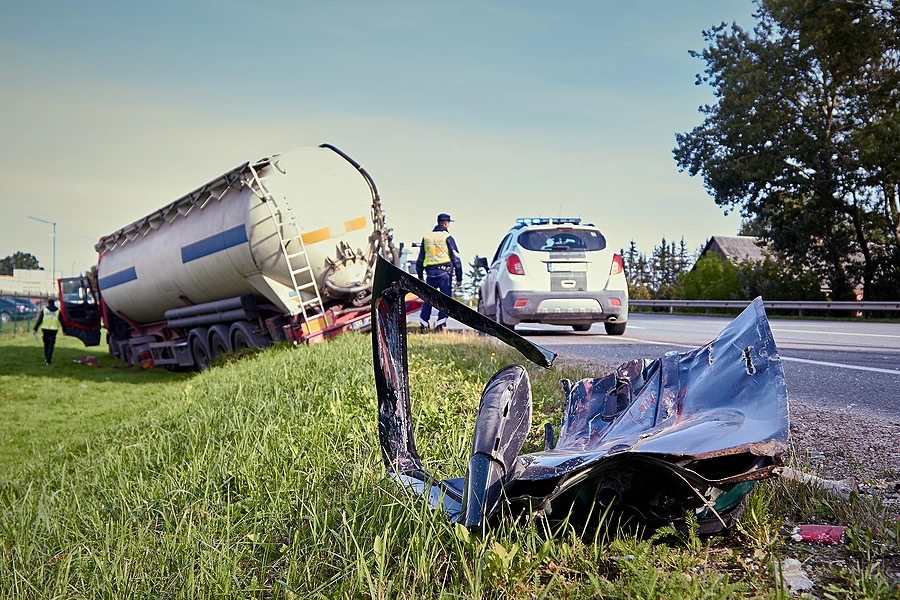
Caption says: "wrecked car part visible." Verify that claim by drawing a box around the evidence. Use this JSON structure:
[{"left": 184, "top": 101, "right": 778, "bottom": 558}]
[{"left": 371, "top": 256, "right": 789, "bottom": 533}]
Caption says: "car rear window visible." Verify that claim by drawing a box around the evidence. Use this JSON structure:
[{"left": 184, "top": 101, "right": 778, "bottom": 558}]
[{"left": 518, "top": 228, "right": 607, "bottom": 252}]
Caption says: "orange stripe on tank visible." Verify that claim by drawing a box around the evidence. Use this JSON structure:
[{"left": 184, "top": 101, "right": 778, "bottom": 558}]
[
  {"left": 300, "top": 227, "right": 332, "bottom": 245},
  {"left": 343, "top": 216, "right": 367, "bottom": 233}
]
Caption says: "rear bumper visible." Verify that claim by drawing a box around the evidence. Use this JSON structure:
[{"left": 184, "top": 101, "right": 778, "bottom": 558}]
[{"left": 501, "top": 290, "right": 628, "bottom": 324}]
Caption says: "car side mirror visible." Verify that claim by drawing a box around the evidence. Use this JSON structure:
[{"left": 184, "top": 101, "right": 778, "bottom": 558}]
[{"left": 474, "top": 256, "right": 489, "bottom": 270}]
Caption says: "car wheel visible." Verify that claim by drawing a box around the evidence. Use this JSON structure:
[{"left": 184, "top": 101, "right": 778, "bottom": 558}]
[
  {"left": 0, "top": 311, "right": 11, "bottom": 324},
  {"left": 604, "top": 321, "right": 627, "bottom": 336},
  {"left": 571, "top": 324, "right": 591, "bottom": 332},
  {"left": 494, "top": 291, "right": 512, "bottom": 329}
]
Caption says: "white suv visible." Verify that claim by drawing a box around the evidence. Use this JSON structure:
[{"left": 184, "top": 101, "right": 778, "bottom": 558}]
[{"left": 475, "top": 218, "right": 628, "bottom": 334}]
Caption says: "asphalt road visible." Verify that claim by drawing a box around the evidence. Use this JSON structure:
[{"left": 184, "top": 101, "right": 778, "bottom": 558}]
[{"left": 507, "top": 313, "right": 900, "bottom": 418}]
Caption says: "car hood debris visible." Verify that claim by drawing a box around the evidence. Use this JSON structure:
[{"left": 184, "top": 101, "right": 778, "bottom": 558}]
[{"left": 371, "top": 256, "right": 789, "bottom": 534}]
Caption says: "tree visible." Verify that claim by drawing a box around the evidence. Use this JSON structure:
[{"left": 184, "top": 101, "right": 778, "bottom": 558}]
[
  {"left": 0, "top": 252, "right": 42, "bottom": 275},
  {"left": 674, "top": 0, "right": 900, "bottom": 300},
  {"left": 456, "top": 259, "right": 486, "bottom": 307},
  {"left": 679, "top": 252, "right": 743, "bottom": 300}
]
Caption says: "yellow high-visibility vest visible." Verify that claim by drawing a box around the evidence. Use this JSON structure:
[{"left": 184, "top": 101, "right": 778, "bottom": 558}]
[
  {"left": 40, "top": 307, "right": 60, "bottom": 330},
  {"left": 422, "top": 231, "right": 452, "bottom": 266}
]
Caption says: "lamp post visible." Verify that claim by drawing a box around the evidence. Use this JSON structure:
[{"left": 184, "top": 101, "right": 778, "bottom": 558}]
[{"left": 27, "top": 215, "right": 56, "bottom": 288}]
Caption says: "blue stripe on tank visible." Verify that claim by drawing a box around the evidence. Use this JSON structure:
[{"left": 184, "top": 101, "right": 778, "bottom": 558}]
[
  {"left": 98, "top": 266, "right": 138, "bottom": 290},
  {"left": 180, "top": 225, "right": 248, "bottom": 263}
]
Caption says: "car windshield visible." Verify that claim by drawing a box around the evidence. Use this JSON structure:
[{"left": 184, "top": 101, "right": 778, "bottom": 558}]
[{"left": 518, "top": 228, "right": 607, "bottom": 252}]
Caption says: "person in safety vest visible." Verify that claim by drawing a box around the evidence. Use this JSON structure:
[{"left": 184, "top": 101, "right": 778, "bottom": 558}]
[
  {"left": 33, "top": 298, "right": 62, "bottom": 365},
  {"left": 415, "top": 213, "right": 463, "bottom": 333}
]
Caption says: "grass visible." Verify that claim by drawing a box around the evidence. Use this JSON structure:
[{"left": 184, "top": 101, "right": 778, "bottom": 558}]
[
  {"left": 0, "top": 333, "right": 188, "bottom": 472},
  {"left": 0, "top": 330, "right": 898, "bottom": 598}
]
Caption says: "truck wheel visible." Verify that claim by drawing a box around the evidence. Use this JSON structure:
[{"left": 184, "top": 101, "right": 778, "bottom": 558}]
[
  {"left": 233, "top": 329, "right": 253, "bottom": 350},
  {"left": 604, "top": 322, "right": 627, "bottom": 336},
  {"left": 209, "top": 331, "right": 228, "bottom": 358},
  {"left": 209, "top": 325, "right": 230, "bottom": 358},
  {"left": 190, "top": 335, "right": 211, "bottom": 370},
  {"left": 230, "top": 321, "right": 267, "bottom": 350}
]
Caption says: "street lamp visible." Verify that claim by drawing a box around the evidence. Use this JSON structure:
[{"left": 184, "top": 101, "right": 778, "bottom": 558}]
[{"left": 27, "top": 215, "right": 56, "bottom": 287}]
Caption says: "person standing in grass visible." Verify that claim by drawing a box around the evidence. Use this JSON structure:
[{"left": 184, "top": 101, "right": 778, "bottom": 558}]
[
  {"left": 33, "top": 298, "right": 61, "bottom": 365},
  {"left": 416, "top": 213, "right": 463, "bottom": 333}
]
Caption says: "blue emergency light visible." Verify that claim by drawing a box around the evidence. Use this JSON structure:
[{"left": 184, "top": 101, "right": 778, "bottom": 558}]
[{"left": 515, "top": 217, "right": 582, "bottom": 226}]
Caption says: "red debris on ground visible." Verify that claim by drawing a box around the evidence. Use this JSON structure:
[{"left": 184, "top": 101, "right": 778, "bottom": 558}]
[{"left": 791, "top": 524, "right": 846, "bottom": 544}]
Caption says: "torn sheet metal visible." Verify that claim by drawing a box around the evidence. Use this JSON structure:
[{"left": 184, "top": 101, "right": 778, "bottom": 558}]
[{"left": 371, "top": 256, "right": 789, "bottom": 533}]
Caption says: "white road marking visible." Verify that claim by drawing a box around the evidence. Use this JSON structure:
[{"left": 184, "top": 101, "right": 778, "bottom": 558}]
[
  {"left": 770, "top": 327, "right": 900, "bottom": 340},
  {"left": 618, "top": 337, "right": 900, "bottom": 376},
  {"left": 778, "top": 356, "right": 900, "bottom": 375}
]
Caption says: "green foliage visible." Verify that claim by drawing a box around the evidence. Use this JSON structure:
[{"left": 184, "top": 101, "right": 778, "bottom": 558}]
[
  {"left": 623, "top": 236, "right": 695, "bottom": 299},
  {"left": 0, "top": 252, "right": 42, "bottom": 276},
  {"left": 457, "top": 258, "right": 486, "bottom": 307},
  {"left": 674, "top": 0, "right": 900, "bottom": 300},
  {"left": 679, "top": 252, "right": 743, "bottom": 300}
]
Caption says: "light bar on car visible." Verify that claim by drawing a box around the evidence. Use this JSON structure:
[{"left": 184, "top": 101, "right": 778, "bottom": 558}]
[{"left": 515, "top": 217, "right": 582, "bottom": 226}]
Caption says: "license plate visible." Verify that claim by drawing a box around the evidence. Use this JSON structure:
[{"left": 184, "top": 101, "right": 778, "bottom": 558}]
[
  {"left": 547, "top": 262, "right": 587, "bottom": 273},
  {"left": 351, "top": 316, "right": 372, "bottom": 331}
]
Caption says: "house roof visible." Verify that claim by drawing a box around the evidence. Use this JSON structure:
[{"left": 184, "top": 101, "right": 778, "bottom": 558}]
[{"left": 700, "top": 236, "right": 770, "bottom": 263}]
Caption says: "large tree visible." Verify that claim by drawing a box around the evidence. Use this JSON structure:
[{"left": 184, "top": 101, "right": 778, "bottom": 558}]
[
  {"left": 0, "top": 252, "right": 42, "bottom": 276},
  {"left": 674, "top": 0, "right": 900, "bottom": 300}
]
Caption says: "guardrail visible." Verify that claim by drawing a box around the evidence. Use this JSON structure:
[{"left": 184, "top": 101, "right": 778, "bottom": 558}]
[{"left": 629, "top": 299, "right": 900, "bottom": 314}]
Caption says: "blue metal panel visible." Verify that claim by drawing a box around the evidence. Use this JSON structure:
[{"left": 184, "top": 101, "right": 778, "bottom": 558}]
[
  {"left": 98, "top": 266, "right": 137, "bottom": 290},
  {"left": 180, "top": 225, "right": 248, "bottom": 264}
]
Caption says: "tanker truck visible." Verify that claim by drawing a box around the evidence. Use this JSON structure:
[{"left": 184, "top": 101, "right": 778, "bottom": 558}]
[{"left": 57, "top": 144, "right": 397, "bottom": 369}]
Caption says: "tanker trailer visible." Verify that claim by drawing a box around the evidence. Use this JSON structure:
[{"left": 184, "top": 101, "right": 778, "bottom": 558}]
[{"left": 57, "top": 144, "right": 397, "bottom": 369}]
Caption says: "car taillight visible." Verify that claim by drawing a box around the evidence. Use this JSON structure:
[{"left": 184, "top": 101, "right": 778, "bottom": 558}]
[
  {"left": 610, "top": 254, "right": 624, "bottom": 276},
  {"left": 506, "top": 254, "right": 526, "bottom": 276}
]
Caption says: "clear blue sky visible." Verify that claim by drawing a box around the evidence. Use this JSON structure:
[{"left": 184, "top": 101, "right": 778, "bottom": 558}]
[{"left": 0, "top": 1, "right": 755, "bottom": 277}]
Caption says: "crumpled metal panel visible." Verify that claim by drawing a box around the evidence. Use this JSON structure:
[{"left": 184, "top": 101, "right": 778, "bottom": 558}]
[{"left": 371, "top": 256, "right": 789, "bottom": 533}]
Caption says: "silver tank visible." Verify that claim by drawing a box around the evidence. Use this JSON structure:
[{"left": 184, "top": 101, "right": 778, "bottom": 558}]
[{"left": 96, "top": 145, "right": 391, "bottom": 325}]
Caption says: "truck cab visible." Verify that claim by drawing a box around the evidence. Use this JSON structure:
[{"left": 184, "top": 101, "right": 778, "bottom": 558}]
[{"left": 57, "top": 276, "right": 102, "bottom": 347}]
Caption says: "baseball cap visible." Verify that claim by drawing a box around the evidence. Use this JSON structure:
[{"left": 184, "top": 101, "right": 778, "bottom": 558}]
[{"left": 437, "top": 213, "right": 453, "bottom": 222}]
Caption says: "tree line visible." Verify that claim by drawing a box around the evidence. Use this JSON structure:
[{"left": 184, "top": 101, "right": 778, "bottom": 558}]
[
  {"left": 673, "top": 0, "right": 900, "bottom": 301},
  {"left": 622, "top": 236, "right": 824, "bottom": 302}
]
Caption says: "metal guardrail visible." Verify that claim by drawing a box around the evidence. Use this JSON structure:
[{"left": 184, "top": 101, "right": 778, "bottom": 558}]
[{"left": 630, "top": 299, "right": 900, "bottom": 312}]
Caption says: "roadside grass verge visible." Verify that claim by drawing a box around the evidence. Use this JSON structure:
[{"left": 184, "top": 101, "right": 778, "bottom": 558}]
[
  {"left": 0, "top": 333, "right": 188, "bottom": 472},
  {"left": 1, "top": 331, "right": 897, "bottom": 598}
]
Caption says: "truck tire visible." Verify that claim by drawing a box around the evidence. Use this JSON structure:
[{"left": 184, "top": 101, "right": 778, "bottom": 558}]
[
  {"left": 230, "top": 321, "right": 268, "bottom": 351},
  {"left": 208, "top": 324, "right": 231, "bottom": 358},
  {"left": 190, "top": 334, "right": 211, "bottom": 370}
]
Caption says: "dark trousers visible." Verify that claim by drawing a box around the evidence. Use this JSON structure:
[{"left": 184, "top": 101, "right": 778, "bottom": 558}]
[
  {"left": 420, "top": 268, "right": 452, "bottom": 326},
  {"left": 41, "top": 329, "right": 58, "bottom": 364}
]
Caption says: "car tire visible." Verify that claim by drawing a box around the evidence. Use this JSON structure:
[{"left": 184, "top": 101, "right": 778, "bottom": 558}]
[
  {"left": 571, "top": 324, "right": 591, "bottom": 332},
  {"left": 0, "top": 311, "right": 11, "bottom": 324},
  {"left": 494, "top": 291, "right": 513, "bottom": 330},
  {"left": 604, "top": 321, "right": 627, "bottom": 336}
]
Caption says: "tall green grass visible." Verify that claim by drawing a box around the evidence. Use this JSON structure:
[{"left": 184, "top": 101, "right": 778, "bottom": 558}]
[{"left": 1, "top": 331, "right": 897, "bottom": 598}]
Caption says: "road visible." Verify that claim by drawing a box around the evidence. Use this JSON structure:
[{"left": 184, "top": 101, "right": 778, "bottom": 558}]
[{"left": 504, "top": 313, "right": 900, "bottom": 417}]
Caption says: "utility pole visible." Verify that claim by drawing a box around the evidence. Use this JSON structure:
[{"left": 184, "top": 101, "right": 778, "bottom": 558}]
[{"left": 27, "top": 215, "right": 56, "bottom": 289}]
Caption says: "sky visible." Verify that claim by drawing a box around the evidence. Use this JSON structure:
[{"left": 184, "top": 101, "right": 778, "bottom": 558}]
[{"left": 0, "top": 1, "right": 757, "bottom": 278}]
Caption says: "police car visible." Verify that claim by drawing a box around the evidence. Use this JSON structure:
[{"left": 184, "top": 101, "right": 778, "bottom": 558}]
[{"left": 475, "top": 218, "right": 628, "bottom": 334}]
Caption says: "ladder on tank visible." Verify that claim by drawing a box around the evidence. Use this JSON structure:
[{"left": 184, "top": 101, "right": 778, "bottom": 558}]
[{"left": 247, "top": 166, "right": 327, "bottom": 325}]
